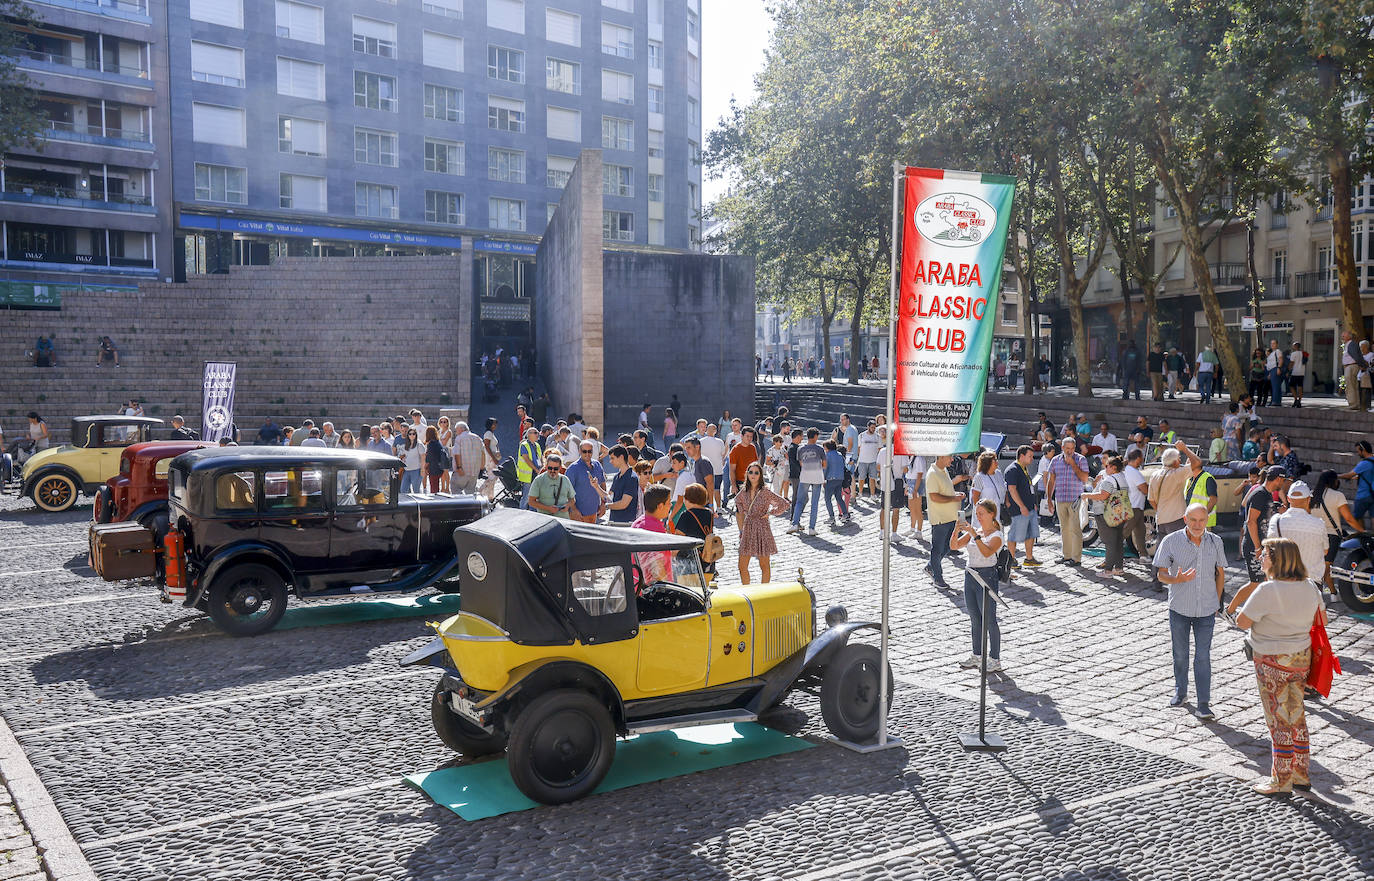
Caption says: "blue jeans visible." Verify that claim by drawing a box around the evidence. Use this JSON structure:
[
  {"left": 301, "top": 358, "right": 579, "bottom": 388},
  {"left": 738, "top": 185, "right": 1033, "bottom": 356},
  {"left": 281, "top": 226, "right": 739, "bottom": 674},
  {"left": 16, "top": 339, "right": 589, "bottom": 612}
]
[
  {"left": 1198, "top": 372, "right": 1214, "bottom": 402},
  {"left": 963, "top": 566, "right": 1001, "bottom": 659},
  {"left": 823, "top": 478, "right": 848, "bottom": 520},
  {"left": 1268, "top": 368, "right": 1283, "bottom": 406},
  {"left": 401, "top": 470, "right": 422, "bottom": 493},
  {"left": 1169, "top": 610, "right": 1214, "bottom": 706},
  {"left": 792, "top": 482, "right": 822, "bottom": 529},
  {"left": 929, "top": 520, "right": 956, "bottom": 584}
]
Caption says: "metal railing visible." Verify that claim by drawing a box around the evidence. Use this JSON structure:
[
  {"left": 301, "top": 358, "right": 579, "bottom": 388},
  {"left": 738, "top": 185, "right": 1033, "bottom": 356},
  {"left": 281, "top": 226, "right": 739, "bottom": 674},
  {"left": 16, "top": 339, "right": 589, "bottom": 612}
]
[
  {"left": 1210, "top": 261, "right": 1247, "bottom": 286},
  {"left": 44, "top": 119, "right": 150, "bottom": 144},
  {"left": 1, "top": 182, "right": 153, "bottom": 212},
  {"left": 1270, "top": 212, "right": 1288, "bottom": 229},
  {"left": 29, "top": 0, "right": 149, "bottom": 21},
  {"left": 13, "top": 47, "right": 148, "bottom": 78},
  {"left": 1262, "top": 275, "right": 1290, "bottom": 300},
  {"left": 1295, "top": 270, "right": 1331, "bottom": 298}
]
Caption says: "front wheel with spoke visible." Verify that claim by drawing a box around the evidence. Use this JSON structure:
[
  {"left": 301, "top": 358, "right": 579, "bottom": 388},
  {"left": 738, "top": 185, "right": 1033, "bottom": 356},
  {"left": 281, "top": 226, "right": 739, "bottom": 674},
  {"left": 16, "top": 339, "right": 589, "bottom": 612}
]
[{"left": 206, "top": 563, "right": 288, "bottom": 637}]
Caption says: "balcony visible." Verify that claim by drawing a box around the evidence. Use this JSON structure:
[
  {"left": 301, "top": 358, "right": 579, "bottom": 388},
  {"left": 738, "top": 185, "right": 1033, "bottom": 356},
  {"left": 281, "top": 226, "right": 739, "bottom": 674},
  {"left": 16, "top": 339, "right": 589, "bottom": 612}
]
[
  {"left": 1210, "top": 261, "right": 1247, "bottom": 287},
  {"left": 29, "top": 0, "right": 150, "bottom": 23},
  {"left": 1295, "top": 270, "right": 1332, "bottom": 298},
  {"left": 43, "top": 119, "right": 151, "bottom": 149},
  {"left": 1, "top": 182, "right": 154, "bottom": 214},
  {"left": 1270, "top": 212, "right": 1288, "bottom": 229},
  {"left": 1262, "top": 275, "right": 1290, "bottom": 300},
  {"left": 13, "top": 47, "right": 148, "bottom": 80}
]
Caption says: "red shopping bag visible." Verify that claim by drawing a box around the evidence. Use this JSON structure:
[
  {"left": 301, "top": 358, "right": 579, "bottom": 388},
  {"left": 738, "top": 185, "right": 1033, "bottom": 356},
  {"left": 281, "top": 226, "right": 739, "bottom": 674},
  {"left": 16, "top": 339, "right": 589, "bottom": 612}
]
[{"left": 1307, "top": 612, "right": 1342, "bottom": 699}]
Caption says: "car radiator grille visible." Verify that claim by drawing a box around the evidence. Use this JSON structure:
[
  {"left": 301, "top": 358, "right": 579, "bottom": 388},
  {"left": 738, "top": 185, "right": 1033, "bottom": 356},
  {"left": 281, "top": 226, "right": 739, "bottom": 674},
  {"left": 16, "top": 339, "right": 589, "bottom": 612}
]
[{"left": 759, "top": 612, "right": 807, "bottom": 666}]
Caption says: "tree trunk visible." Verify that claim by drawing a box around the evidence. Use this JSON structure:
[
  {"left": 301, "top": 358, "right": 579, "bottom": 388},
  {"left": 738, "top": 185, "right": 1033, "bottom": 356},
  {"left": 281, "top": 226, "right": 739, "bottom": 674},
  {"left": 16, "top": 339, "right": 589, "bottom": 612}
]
[
  {"left": 848, "top": 290, "right": 866, "bottom": 385},
  {"left": 1140, "top": 279, "right": 1160, "bottom": 352},
  {"left": 1065, "top": 280, "right": 1092, "bottom": 397},
  {"left": 1329, "top": 147, "right": 1365, "bottom": 337},
  {"left": 1119, "top": 259, "right": 1134, "bottom": 345},
  {"left": 1177, "top": 216, "right": 1246, "bottom": 399}
]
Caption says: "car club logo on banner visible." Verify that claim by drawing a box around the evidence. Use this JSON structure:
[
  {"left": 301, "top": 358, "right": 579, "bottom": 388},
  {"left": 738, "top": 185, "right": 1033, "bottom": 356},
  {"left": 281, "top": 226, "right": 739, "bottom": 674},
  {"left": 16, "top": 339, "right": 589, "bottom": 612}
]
[
  {"left": 201, "top": 361, "right": 237, "bottom": 443},
  {"left": 893, "top": 166, "right": 1016, "bottom": 456}
]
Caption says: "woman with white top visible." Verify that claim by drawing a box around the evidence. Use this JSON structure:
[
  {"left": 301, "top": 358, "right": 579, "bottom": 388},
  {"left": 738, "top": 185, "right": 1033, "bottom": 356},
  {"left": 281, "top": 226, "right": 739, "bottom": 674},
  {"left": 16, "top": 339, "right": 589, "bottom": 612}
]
[
  {"left": 969, "top": 451, "right": 1006, "bottom": 510},
  {"left": 950, "top": 499, "right": 1005, "bottom": 672},
  {"left": 436, "top": 416, "right": 454, "bottom": 493},
  {"left": 1312, "top": 469, "right": 1364, "bottom": 590},
  {"left": 398, "top": 428, "right": 424, "bottom": 493},
  {"left": 1084, "top": 455, "right": 1128, "bottom": 575},
  {"left": 27, "top": 412, "right": 50, "bottom": 451},
  {"left": 1236, "top": 537, "right": 1323, "bottom": 796}
]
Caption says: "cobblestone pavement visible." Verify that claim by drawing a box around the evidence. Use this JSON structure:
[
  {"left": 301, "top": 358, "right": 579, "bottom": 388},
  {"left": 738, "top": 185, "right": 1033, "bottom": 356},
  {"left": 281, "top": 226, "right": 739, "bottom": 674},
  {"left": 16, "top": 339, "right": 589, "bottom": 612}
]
[{"left": 0, "top": 490, "right": 1370, "bottom": 880}]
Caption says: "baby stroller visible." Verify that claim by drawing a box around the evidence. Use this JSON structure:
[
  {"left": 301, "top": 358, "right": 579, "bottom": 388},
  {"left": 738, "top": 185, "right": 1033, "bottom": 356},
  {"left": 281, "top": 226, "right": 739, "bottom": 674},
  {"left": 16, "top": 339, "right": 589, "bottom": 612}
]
[{"left": 491, "top": 456, "right": 523, "bottom": 508}]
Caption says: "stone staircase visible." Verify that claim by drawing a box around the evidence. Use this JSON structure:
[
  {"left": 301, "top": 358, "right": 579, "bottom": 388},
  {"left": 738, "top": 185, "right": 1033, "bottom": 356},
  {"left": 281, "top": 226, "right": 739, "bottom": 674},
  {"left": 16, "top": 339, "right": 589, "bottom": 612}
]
[
  {"left": 754, "top": 382, "right": 1374, "bottom": 477},
  {"left": 0, "top": 257, "right": 471, "bottom": 444}
]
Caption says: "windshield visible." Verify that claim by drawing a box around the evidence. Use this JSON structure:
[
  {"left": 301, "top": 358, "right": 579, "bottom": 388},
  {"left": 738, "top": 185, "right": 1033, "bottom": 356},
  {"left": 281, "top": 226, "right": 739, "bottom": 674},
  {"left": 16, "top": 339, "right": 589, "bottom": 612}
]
[{"left": 168, "top": 467, "right": 187, "bottom": 504}]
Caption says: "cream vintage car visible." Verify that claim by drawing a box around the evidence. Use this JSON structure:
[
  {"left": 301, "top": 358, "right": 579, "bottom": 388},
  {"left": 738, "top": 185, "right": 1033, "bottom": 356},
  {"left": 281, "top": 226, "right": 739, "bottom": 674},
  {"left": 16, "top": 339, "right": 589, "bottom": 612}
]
[{"left": 21, "top": 416, "right": 163, "bottom": 512}]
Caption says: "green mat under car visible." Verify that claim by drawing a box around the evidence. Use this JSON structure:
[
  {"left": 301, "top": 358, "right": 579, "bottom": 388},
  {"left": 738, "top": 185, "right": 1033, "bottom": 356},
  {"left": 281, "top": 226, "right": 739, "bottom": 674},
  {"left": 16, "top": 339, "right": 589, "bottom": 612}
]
[
  {"left": 275, "top": 592, "right": 461, "bottom": 631},
  {"left": 405, "top": 722, "right": 814, "bottom": 820}
]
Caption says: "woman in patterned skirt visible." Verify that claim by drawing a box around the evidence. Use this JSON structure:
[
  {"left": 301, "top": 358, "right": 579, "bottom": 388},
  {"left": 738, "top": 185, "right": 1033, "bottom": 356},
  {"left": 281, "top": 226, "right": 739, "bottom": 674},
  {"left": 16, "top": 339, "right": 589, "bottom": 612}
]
[
  {"left": 1236, "top": 537, "right": 1323, "bottom": 796},
  {"left": 735, "top": 462, "right": 790, "bottom": 585}
]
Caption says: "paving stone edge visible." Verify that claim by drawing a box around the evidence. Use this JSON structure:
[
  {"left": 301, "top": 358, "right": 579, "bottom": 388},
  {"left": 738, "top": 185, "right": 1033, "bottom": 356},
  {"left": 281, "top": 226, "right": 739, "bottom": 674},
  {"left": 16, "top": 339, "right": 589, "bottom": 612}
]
[{"left": 0, "top": 715, "right": 95, "bottom": 881}]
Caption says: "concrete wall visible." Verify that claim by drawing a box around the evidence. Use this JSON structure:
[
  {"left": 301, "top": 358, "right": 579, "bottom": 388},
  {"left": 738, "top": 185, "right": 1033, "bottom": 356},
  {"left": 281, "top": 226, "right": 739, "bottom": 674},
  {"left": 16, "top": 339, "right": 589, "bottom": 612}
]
[
  {"left": 602, "top": 251, "right": 756, "bottom": 431},
  {"left": 0, "top": 256, "right": 468, "bottom": 441},
  {"left": 535, "top": 149, "right": 605, "bottom": 431}
]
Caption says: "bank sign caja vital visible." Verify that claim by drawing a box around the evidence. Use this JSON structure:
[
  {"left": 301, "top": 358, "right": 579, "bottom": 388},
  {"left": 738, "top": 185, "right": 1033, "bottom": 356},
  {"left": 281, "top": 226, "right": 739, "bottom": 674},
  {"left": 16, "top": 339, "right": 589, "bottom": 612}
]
[{"left": 893, "top": 166, "right": 1016, "bottom": 456}]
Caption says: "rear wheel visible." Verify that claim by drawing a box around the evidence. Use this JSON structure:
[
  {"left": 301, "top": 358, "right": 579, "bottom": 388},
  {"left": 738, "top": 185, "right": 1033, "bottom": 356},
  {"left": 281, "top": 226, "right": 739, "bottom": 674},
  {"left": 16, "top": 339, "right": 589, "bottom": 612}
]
[
  {"left": 31, "top": 473, "right": 78, "bottom": 512},
  {"left": 1335, "top": 552, "right": 1374, "bottom": 611},
  {"left": 92, "top": 486, "right": 113, "bottom": 524},
  {"left": 507, "top": 689, "right": 615, "bottom": 805},
  {"left": 206, "top": 563, "right": 288, "bottom": 637},
  {"left": 820, "top": 643, "right": 894, "bottom": 743},
  {"left": 1080, "top": 500, "right": 1098, "bottom": 547},
  {"left": 431, "top": 682, "right": 507, "bottom": 756}
]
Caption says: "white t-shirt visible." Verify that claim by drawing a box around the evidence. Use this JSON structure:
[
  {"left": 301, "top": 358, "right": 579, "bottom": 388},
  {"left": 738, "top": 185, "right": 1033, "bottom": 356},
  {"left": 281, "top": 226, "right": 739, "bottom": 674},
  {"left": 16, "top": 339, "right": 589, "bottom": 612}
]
[
  {"left": 1266, "top": 348, "right": 1283, "bottom": 370},
  {"left": 483, "top": 430, "right": 500, "bottom": 466},
  {"left": 698, "top": 435, "right": 727, "bottom": 475},
  {"left": 726, "top": 430, "right": 743, "bottom": 450},
  {"left": 1313, "top": 489, "right": 1349, "bottom": 536},
  {"left": 972, "top": 471, "right": 1006, "bottom": 506},
  {"left": 966, "top": 528, "right": 1005, "bottom": 568},
  {"left": 1093, "top": 432, "right": 1119, "bottom": 452},
  {"left": 856, "top": 430, "right": 881, "bottom": 463},
  {"left": 1123, "top": 465, "right": 1148, "bottom": 509},
  {"left": 1240, "top": 579, "right": 1321, "bottom": 655},
  {"left": 1289, "top": 349, "right": 1305, "bottom": 377},
  {"left": 1268, "top": 508, "right": 1329, "bottom": 585},
  {"left": 673, "top": 468, "right": 694, "bottom": 500},
  {"left": 401, "top": 444, "right": 423, "bottom": 470}
]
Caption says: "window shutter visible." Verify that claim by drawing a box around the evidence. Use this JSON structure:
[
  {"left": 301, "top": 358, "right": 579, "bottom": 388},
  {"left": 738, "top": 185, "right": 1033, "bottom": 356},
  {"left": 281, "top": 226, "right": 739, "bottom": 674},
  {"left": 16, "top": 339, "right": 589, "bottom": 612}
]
[
  {"left": 191, "top": 42, "right": 244, "bottom": 81},
  {"left": 278, "top": 58, "right": 323, "bottom": 99},
  {"left": 489, "top": 95, "right": 524, "bottom": 113},
  {"left": 545, "top": 8, "right": 579, "bottom": 45},
  {"left": 423, "top": 31, "right": 463, "bottom": 70},
  {"left": 276, "top": 1, "right": 323, "bottom": 42},
  {"left": 191, "top": 0, "right": 242, "bottom": 27},
  {"left": 546, "top": 107, "right": 580, "bottom": 142},
  {"left": 352, "top": 16, "right": 395, "bottom": 41},
  {"left": 291, "top": 175, "right": 326, "bottom": 211},
  {"left": 192, "top": 103, "right": 245, "bottom": 147},
  {"left": 291, "top": 118, "right": 325, "bottom": 155},
  {"left": 487, "top": 0, "right": 525, "bottom": 33}
]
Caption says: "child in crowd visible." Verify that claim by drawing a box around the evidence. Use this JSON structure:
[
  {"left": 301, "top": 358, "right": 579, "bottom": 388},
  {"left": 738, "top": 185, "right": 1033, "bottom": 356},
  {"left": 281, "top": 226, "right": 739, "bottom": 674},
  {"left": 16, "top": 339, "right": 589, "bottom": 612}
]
[{"left": 1208, "top": 428, "right": 1227, "bottom": 464}]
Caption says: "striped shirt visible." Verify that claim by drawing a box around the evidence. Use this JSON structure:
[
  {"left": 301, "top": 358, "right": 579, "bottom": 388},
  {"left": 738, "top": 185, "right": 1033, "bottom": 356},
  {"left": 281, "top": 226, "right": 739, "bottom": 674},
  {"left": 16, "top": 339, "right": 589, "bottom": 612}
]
[
  {"left": 1047, "top": 453, "right": 1089, "bottom": 503},
  {"left": 1152, "top": 529, "right": 1227, "bottom": 617}
]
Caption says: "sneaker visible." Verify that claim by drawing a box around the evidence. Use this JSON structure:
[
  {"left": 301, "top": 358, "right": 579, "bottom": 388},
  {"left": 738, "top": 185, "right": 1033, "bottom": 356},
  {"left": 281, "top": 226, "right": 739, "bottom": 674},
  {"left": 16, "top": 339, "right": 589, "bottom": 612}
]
[
  {"left": 985, "top": 658, "right": 1002, "bottom": 673},
  {"left": 903, "top": 528, "right": 919, "bottom": 539},
  {"left": 1196, "top": 704, "right": 1215, "bottom": 720},
  {"left": 805, "top": 527, "right": 817, "bottom": 536},
  {"left": 1022, "top": 557, "right": 1043, "bottom": 568},
  {"left": 1168, "top": 694, "right": 1185, "bottom": 707},
  {"left": 958, "top": 655, "right": 980, "bottom": 668},
  {"left": 785, "top": 525, "right": 800, "bottom": 534}
]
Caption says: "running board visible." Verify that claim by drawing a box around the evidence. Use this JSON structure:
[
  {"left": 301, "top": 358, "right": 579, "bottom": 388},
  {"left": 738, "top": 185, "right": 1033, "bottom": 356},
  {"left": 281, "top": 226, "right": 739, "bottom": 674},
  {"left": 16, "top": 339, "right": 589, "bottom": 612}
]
[{"left": 625, "top": 709, "right": 757, "bottom": 736}]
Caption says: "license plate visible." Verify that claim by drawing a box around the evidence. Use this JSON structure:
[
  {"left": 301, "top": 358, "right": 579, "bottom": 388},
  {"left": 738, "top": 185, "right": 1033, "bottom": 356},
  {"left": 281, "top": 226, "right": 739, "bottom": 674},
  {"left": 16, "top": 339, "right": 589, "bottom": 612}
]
[{"left": 448, "top": 692, "right": 483, "bottom": 724}]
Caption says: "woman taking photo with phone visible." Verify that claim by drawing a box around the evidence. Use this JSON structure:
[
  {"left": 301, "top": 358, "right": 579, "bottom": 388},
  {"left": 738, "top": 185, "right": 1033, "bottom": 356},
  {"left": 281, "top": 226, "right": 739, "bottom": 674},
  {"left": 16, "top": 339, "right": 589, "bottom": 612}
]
[
  {"left": 1235, "top": 537, "right": 1323, "bottom": 796},
  {"left": 950, "top": 499, "right": 1005, "bottom": 672}
]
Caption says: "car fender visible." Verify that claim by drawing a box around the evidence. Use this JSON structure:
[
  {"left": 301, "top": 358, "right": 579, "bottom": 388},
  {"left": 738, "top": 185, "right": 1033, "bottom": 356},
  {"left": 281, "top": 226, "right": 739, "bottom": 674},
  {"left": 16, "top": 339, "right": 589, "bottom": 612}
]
[
  {"left": 129, "top": 500, "right": 169, "bottom": 526},
  {"left": 189, "top": 543, "right": 295, "bottom": 607},
  {"left": 401, "top": 635, "right": 448, "bottom": 667},
  {"left": 23, "top": 464, "right": 85, "bottom": 500},
  {"left": 479, "top": 658, "right": 626, "bottom": 731},
  {"left": 800, "top": 621, "right": 882, "bottom": 678}
]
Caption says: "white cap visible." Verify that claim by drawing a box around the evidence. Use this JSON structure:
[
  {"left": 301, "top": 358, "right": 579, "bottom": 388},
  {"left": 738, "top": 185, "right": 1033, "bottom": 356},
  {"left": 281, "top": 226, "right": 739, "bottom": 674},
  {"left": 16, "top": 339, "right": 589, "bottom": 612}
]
[{"left": 1287, "top": 481, "right": 1312, "bottom": 499}]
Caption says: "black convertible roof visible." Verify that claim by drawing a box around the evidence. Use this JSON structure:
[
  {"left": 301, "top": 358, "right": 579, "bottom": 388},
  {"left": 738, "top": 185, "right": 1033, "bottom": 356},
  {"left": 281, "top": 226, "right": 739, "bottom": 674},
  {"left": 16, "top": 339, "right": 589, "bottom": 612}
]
[
  {"left": 460, "top": 507, "right": 700, "bottom": 570},
  {"left": 172, "top": 446, "right": 402, "bottom": 472}
]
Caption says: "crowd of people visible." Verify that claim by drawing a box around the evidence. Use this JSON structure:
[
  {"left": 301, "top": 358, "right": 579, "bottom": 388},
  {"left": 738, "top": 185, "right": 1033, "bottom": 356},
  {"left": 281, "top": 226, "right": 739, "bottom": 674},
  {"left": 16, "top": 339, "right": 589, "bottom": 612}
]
[{"left": 756, "top": 355, "right": 881, "bottom": 383}]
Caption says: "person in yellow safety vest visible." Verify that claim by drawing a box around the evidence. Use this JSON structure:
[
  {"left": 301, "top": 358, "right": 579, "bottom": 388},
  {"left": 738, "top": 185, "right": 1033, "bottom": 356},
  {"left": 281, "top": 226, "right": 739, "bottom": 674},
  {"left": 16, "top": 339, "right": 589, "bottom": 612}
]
[
  {"left": 517, "top": 426, "right": 543, "bottom": 508},
  {"left": 1157, "top": 418, "right": 1177, "bottom": 445},
  {"left": 1181, "top": 443, "right": 1218, "bottom": 527}
]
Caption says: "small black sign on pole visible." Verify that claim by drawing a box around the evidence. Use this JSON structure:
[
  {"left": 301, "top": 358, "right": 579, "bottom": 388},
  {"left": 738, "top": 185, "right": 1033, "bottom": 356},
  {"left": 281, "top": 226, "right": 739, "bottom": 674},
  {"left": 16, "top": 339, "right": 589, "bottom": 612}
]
[{"left": 957, "top": 568, "right": 1007, "bottom": 752}]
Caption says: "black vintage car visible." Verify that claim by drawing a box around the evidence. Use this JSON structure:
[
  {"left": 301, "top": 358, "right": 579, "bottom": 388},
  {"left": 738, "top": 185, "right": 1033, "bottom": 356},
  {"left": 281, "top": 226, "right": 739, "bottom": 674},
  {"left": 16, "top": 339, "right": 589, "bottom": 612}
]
[{"left": 123, "top": 447, "right": 487, "bottom": 636}]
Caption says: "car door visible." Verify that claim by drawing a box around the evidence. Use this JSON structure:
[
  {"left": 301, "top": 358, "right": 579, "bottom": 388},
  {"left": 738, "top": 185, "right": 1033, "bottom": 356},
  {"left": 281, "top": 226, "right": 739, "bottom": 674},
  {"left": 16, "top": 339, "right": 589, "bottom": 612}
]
[
  {"left": 259, "top": 466, "right": 331, "bottom": 581},
  {"left": 329, "top": 466, "right": 408, "bottom": 581},
  {"left": 635, "top": 550, "right": 711, "bottom": 694},
  {"left": 84, "top": 423, "right": 126, "bottom": 485}
]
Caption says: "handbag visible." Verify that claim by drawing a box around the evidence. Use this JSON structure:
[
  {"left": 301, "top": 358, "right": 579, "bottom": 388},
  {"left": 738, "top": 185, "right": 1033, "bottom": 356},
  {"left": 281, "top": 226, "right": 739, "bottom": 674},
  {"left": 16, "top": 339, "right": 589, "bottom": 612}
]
[
  {"left": 1307, "top": 611, "right": 1342, "bottom": 698},
  {"left": 1102, "top": 475, "right": 1132, "bottom": 527},
  {"left": 700, "top": 533, "right": 725, "bottom": 563}
]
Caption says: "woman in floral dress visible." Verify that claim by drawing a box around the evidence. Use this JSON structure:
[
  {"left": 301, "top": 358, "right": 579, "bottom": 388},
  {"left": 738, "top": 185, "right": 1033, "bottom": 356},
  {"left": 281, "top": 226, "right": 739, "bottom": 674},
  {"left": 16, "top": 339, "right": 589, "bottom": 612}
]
[{"left": 735, "top": 462, "right": 790, "bottom": 584}]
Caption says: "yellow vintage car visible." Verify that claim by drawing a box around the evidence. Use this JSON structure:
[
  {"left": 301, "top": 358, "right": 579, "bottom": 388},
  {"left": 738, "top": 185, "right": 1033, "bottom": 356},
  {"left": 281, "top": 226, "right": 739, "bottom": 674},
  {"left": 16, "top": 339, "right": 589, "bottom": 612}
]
[
  {"left": 404, "top": 508, "right": 890, "bottom": 805},
  {"left": 21, "top": 416, "right": 163, "bottom": 512}
]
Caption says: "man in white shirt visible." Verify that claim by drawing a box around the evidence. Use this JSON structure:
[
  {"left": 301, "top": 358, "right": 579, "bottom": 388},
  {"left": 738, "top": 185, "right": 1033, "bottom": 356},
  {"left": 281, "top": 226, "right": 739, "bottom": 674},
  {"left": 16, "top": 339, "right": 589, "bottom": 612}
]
[
  {"left": 1123, "top": 448, "right": 1149, "bottom": 558},
  {"left": 725, "top": 417, "right": 744, "bottom": 451},
  {"left": 1258, "top": 481, "right": 1328, "bottom": 595},
  {"left": 451, "top": 421, "right": 486, "bottom": 492},
  {"left": 320, "top": 422, "right": 340, "bottom": 447},
  {"left": 697, "top": 424, "right": 728, "bottom": 507},
  {"left": 1341, "top": 329, "right": 1362, "bottom": 410},
  {"left": 854, "top": 420, "right": 882, "bottom": 499},
  {"left": 1288, "top": 342, "right": 1305, "bottom": 408},
  {"left": 1092, "top": 423, "right": 1119, "bottom": 454}
]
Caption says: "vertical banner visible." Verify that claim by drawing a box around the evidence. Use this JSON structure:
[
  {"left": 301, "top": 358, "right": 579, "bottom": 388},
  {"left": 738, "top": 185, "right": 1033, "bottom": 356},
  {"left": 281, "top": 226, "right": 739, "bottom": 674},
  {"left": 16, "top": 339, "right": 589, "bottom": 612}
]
[
  {"left": 893, "top": 167, "right": 1016, "bottom": 455},
  {"left": 201, "top": 361, "right": 237, "bottom": 443}
]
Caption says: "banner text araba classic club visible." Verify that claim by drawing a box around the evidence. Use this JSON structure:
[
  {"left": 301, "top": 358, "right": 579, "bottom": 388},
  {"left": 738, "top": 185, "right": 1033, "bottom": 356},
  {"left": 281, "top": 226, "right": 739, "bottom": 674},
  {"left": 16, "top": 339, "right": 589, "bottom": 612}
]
[{"left": 893, "top": 166, "right": 1015, "bottom": 456}]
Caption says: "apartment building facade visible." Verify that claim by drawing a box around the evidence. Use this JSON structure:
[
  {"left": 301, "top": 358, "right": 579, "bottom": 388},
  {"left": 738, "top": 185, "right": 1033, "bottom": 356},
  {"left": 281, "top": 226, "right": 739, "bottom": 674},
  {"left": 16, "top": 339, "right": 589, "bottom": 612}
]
[{"left": 3, "top": 0, "right": 704, "bottom": 334}]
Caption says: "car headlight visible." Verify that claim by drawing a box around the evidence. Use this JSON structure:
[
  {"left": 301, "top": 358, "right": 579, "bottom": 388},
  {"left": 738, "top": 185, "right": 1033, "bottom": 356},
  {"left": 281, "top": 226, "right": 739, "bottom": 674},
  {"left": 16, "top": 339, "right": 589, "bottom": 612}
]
[{"left": 825, "top": 604, "right": 848, "bottom": 627}]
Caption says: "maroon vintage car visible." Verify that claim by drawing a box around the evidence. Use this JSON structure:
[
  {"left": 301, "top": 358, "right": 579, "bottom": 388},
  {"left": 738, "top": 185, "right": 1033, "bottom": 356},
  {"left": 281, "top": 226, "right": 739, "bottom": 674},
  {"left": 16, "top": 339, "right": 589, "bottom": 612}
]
[{"left": 93, "top": 440, "right": 212, "bottom": 533}]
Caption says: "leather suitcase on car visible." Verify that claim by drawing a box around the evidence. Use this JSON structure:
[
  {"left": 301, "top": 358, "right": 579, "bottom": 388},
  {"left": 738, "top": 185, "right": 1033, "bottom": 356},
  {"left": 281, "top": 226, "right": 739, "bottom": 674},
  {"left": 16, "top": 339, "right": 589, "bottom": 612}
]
[{"left": 90, "top": 522, "right": 157, "bottom": 581}]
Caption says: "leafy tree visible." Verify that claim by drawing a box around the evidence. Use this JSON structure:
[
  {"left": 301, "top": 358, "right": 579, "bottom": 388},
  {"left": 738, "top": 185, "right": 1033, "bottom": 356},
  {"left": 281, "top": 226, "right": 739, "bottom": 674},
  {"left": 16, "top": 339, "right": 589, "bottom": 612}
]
[{"left": 0, "top": 1, "right": 41, "bottom": 156}]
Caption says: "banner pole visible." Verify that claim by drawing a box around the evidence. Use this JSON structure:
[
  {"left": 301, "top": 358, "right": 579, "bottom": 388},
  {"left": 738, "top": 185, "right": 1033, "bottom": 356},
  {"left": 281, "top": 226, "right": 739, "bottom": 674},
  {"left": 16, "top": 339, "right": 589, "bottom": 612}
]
[{"left": 878, "top": 161, "right": 902, "bottom": 748}]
